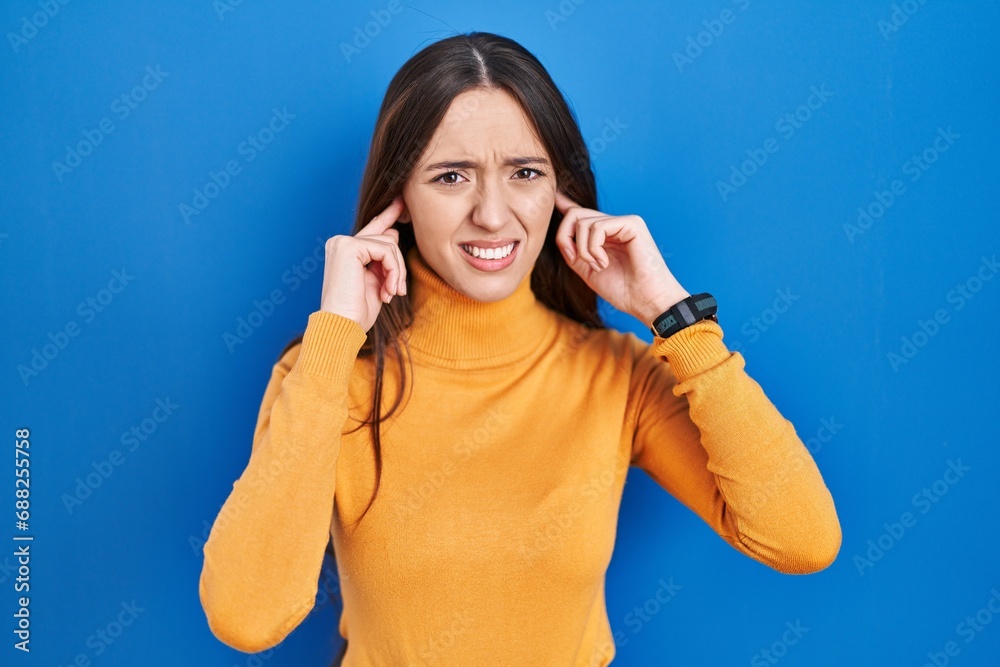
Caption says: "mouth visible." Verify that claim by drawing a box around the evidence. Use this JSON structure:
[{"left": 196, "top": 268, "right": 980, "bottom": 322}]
[{"left": 458, "top": 240, "right": 520, "bottom": 271}]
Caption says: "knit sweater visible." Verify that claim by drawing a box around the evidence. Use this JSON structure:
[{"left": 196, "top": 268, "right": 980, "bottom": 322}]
[{"left": 198, "top": 244, "right": 842, "bottom": 666}]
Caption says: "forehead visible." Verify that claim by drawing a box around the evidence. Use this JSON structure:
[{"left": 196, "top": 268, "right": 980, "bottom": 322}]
[{"left": 419, "top": 88, "right": 547, "bottom": 163}]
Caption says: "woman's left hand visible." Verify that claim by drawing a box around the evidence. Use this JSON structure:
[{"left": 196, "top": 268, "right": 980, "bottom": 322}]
[{"left": 554, "top": 190, "right": 691, "bottom": 325}]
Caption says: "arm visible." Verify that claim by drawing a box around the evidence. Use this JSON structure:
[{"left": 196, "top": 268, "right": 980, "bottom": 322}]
[
  {"left": 628, "top": 318, "right": 841, "bottom": 574},
  {"left": 199, "top": 311, "right": 367, "bottom": 652}
]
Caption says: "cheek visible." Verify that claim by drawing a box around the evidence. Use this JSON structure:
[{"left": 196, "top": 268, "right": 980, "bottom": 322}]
[
  {"left": 406, "top": 191, "right": 452, "bottom": 235},
  {"left": 515, "top": 188, "right": 555, "bottom": 230}
]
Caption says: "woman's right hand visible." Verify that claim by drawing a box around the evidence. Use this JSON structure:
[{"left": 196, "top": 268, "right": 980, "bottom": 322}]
[{"left": 319, "top": 196, "right": 408, "bottom": 333}]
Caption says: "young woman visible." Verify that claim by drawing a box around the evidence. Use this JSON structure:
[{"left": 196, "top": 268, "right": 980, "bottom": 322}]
[{"left": 199, "top": 31, "right": 841, "bottom": 666}]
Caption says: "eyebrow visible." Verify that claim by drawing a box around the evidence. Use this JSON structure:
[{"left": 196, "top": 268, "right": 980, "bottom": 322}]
[{"left": 422, "top": 156, "right": 550, "bottom": 171}]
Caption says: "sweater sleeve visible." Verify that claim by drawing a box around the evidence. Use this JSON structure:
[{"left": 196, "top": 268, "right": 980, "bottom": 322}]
[
  {"left": 628, "top": 318, "right": 842, "bottom": 574},
  {"left": 199, "top": 311, "right": 367, "bottom": 652}
]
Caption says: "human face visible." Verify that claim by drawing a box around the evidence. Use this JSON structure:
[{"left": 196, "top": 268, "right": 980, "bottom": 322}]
[{"left": 400, "top": 87, "right": 556, "bottom": 302}]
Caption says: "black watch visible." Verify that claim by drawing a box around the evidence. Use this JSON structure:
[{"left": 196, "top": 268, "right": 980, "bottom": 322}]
[{"left": 649, "top": 292, "right": 718, "bottom": 338}]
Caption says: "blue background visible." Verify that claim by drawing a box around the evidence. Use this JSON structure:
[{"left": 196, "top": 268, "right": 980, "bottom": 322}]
[{"left": 2, "top": 1, "right": 999, "bottom": 665}]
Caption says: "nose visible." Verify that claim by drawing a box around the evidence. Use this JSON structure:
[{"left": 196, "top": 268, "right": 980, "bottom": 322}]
[{"left": 469, "top": 177, "right": 512, "bottom": 232}]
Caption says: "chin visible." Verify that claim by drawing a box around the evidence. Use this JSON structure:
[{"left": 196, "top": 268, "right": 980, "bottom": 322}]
[{"left": 453, "top": 271, "right": 522, "bottom": 303}]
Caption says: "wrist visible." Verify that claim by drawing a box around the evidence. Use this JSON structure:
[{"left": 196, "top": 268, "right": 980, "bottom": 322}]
[{"left": 640, "top": 289, "right": 690, "bottom": 325}]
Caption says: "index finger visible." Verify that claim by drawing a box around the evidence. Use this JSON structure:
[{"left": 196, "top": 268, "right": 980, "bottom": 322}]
[
  {"left": 554, "top": 189, "right": 581, "bottom": 214},
  {"left": 357, "top": 196, "right": 405, "bottom": 237}
]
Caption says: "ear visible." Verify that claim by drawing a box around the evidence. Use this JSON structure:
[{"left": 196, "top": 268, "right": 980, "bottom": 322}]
[{"left": 398, "top": 202, "right": 411, "bottom": 224}]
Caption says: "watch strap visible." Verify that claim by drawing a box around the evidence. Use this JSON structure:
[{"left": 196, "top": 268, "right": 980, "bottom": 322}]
[{"left": 650, "top": 292, "right": 718, "bottom": 338}]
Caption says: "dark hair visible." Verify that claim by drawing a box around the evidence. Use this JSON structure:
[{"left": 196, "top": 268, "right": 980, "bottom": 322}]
[{"left": 277, "top": 31, "right": 604, "bottom": 663}]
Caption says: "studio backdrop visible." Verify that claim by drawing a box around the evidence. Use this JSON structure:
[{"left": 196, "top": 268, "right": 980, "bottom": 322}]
[{"left": 2, "top": 1, "right": 999, "bottom": 665}]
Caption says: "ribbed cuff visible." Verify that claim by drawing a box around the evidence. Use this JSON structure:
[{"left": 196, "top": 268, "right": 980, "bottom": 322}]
[
  {"left": 295, "top": 311, "right": 368, "bottom": 379},
  {"left": 652, "top": 318, "right": 732, "bottom": 381}
]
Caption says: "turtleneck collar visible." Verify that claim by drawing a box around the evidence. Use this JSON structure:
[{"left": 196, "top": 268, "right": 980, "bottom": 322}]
[{"left": 402, "top": 244, "right": 559, "bottom": 370}]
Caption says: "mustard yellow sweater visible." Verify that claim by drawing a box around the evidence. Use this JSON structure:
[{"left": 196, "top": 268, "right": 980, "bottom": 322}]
[{"left": 199, "top": 245, "right": 841, "bottom": 666}]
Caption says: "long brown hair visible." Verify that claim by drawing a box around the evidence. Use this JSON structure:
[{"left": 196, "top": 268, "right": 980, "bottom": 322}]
[{"left": 277, "top": 30, "right": 604, "bottom": 662}]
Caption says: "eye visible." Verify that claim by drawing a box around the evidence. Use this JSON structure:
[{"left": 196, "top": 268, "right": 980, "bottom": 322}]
[
  {"left": 514, "top": 167, "right": 546, "bottom": 182},
  {"left": 431, "top": 167, "right": 547, "bottom": 189},
  {"left": 432, "top": 171, "right": 467, "bottom": 188}
]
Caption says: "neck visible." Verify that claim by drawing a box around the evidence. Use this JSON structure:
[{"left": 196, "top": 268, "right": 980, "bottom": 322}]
[{"left": 402, "top": 244, "right": 557, "bottom": 370}]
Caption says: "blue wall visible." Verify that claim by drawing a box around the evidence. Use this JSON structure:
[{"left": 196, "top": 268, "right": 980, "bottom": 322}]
[{"left": 3, "top": 1, "right": 999, "bottom": 665}]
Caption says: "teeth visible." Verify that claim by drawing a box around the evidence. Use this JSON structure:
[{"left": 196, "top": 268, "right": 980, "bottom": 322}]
[{"left": 461, "top": 242, "right": 515, "bottom": 260}]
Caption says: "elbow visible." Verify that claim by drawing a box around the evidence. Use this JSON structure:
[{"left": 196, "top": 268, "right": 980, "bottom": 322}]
[
  {"left": 780, "top": 515, "right": 843, "bottom": 575},
  {"left": 732, "top": 507, "right": 842, "bottom": 575},
  {"left": 199, "top": 570, "right": 306, "bottom": 654},
  {"left": 802, "top": 496, "right": 844, "bottom": 573},
  {"left": 797, "top": 526, "right": 842, "bottom": 574}
]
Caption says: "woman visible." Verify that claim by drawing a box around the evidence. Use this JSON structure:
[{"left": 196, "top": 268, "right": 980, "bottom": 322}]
[{"left": 198, "top": 31, "right": 841, "bottom": 666}]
